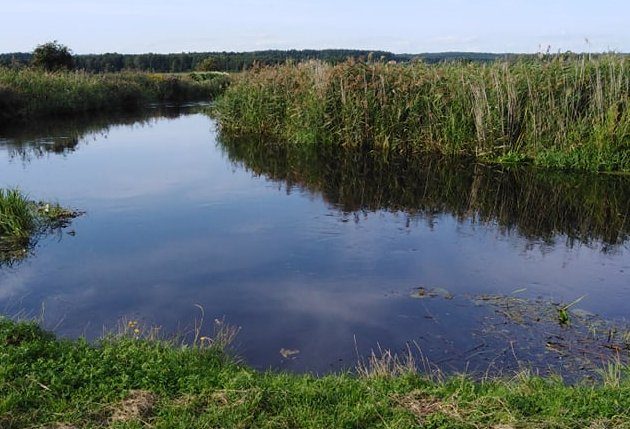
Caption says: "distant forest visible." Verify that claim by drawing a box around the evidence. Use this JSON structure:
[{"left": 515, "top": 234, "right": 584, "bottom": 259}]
[{"left": 0, "top": 49, "right": 511, "bottom": 72}]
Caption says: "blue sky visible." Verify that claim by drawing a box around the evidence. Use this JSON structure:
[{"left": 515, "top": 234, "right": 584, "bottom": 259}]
[{"left": 1, "top": 0, "right": 628, "bottom": 54}]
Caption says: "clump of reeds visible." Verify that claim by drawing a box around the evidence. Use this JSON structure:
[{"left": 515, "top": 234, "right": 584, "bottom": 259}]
[
  {"left": 215, "top": 56, "right": 630, "bottom": 172},
  {"left": 0, "top": 68, "right": 230, "bottom": 126},
  {"left": 0, "top": 189, "right": 36, "bottom": 240},
  {"left": 0, "top": 188, "right": 79, "bottom": 249}
]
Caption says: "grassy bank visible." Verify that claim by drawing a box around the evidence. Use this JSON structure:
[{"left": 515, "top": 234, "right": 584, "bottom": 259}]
[
  {"left": 0, "top": 189, "right": 79, "bottom": 265},
  {"left": 0, "top": 68, "right": 229, "bottom": 126},
  {"left": 215, "top": 56, "right": 630, "bottom": 172},
  {"left": 0, "top": 318, "right": 628, "bottom": 428}
]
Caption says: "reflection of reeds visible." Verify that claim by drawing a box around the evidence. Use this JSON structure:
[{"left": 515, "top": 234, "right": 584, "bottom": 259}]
[
  {"left": 216, "top": 56, "right": 630, "bottom": 172},
  {"left": 0, "top": 105, "right": 198, "bottom": 161},
  {"left": 219, "top": 136, "right": 630, "bottom": 246}
]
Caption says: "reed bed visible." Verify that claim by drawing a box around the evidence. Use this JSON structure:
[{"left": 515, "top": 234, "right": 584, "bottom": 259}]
[
  {"left": 0, "top": 68, "right": 229, "bottom": 125},
  {"left": 215, "top": 56, "right": 630, "bottom": 172}
]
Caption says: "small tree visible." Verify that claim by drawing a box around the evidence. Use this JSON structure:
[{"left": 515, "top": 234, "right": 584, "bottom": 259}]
[
  {"left": 196, "top": 57, "right": 217, "bottom": 72},
  {"left": 31, "top": 41, "right": 74, "bottom": 71}
]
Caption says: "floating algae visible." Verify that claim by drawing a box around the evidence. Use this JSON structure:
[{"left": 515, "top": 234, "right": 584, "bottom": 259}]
[
  {"left": 408, "top": 288, "right": 630, "bottom": 377},
  {"left": 410, "top": 287, "right": 454, "bottom": 300}
]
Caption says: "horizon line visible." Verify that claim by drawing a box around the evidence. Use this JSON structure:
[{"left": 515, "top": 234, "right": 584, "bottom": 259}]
[{"left": 2, "top": 47, "right": 628, "bottom": 56}]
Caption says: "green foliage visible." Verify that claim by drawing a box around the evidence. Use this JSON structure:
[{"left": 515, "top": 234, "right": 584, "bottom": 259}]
[
  {"left": 3, "top": 50, "right": 591, "bottom": 73},
  {"left": 0, "top": 189, "right": 35, "bottom": 240},
  {"left": 0, "top": 84, "right": 24, "bottom": 123},
  {"left": 215, "top": 56, "right": 630, "bottom": 172},
  {"left": 0, "top": 318, "right": 629, "bottom": 428},
  {"left": 195, "top": 57, "right": 218, "bottom": 72},
  {"left": 1, "top": 49, "right": 402, "bottom": 72},
  {"left": 2, "top": 48, "right": 627, "bottom": 73},
  {"left": 31, "top": 41, "right": 74, "bottom": 71},
  {"left": 0, "top": 68, "right": 230, "bottom": 125},
  {"left": 0, "top": 189, "right": 79, "bottom": 266}
]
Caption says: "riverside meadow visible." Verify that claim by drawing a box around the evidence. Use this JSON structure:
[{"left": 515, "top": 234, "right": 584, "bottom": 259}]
[{"left": 1, "top": 45, "right": 630, "bottom": 428}]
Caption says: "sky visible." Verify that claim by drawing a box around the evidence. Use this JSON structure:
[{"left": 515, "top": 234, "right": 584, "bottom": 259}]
[{"left": 1, "top": 0, "right": 628, "bottom": 54}]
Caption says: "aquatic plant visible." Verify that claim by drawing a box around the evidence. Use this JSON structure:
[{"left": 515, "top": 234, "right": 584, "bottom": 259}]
[
  {"left": 0, "top": 188, "right": 79, "bottom": 265},
  {"left": 215, "top": 55, "right": 630, "bottom": 172},
  {"left": 0, "top": 68, "right": 230, "bottom": 126},
  {"left": 556, "top": 296, "right": 586, "bottom": 326},
  {"left": 0, "top": 189, "right": 35, "bottom": 240}
]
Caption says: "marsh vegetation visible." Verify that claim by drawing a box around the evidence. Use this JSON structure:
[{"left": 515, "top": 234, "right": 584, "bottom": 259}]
[
  {"left": 0, "top": 68, "right": 229, "bottom": 126},
  {"left": 216, "top": 56, "right": 629, "bottom": 172},
  {"left": 0, "top": 188, "right": 79, "bottom": 266},
  {"left": 1, "top": 62, "right": 629, "bottom": 428}
]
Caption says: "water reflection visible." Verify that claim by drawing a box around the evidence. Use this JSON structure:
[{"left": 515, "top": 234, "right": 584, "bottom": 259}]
[
  {"left": 219, "top": 136, "right": 630, "bottom": 248},
  {"left": 0, "top": 104, "right": 207, "bottom": 161},
  {"left": 0, "top": 110, "right": 628, "bottom": 376}
]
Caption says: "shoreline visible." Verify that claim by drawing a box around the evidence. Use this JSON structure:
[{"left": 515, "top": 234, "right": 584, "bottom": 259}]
[{"left": 1, "top": 318, "right": 629, "bottom": 428}]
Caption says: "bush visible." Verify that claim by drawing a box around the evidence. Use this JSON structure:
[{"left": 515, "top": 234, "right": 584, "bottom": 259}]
[{"left": 31, "top": 41, "right": 74, "bottom": 71}]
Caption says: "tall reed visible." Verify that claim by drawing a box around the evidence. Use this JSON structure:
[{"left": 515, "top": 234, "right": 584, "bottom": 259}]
[
  {"left": 0, "top": 68, "right": 229, "bottom": 125},
  {"left": 215, "top": 56, "right": 630, "bottom": 172},
  {"left": 0, "top": 189, "right": 35, "bottom": 240}
]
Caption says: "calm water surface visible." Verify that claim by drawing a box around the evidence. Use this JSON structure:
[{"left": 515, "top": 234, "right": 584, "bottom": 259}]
[{"left": 1, "top": 106, "right": 628, "bottom": 375}]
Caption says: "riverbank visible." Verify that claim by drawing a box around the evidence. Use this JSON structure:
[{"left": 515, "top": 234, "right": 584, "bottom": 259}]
[
  {"left": 0, "top": 318, "right": 628, "bottom": 428},
  {"left": 0, "top": 189, "right": 79, "bottom": 266},
  {"left": 0, "top": 68, "right": 229, "bottom": 126},
  {"left": 214, "top": 56, "right": 630, "bottom": 173}
]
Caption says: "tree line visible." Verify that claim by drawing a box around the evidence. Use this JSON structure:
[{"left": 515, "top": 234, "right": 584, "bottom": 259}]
[{"left": 0, "top": 48, "right": 512, "bottom": 72}]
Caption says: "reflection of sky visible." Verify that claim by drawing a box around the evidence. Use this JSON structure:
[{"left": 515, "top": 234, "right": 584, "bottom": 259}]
[{"left": 0, "top": 113, "right": 628, "bottom": 373}]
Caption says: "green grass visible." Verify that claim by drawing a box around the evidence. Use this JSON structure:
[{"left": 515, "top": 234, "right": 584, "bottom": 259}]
[
  {"left": 0, "top": 68, "right": 230, "bottom": 126},
  {"left": 214, "top": 56, "right": 630, "bottom": 172},
  {"left": 0, "top": 189, "right": 35, "bottom": 240},
  {"left": 0, "top": 188, "right": 79, "bottom": 264},
  {"left": 0, "top": 318, "right": 628, "bottom": 428}
]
